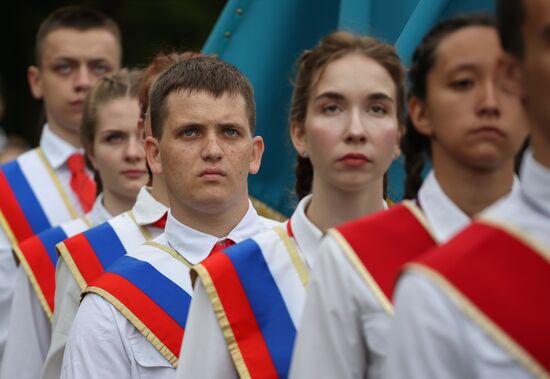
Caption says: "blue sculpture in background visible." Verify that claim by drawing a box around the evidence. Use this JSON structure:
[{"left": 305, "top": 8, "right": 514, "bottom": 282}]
[{"left": 203, "top": 0, "right": 495, "bottom": 218}]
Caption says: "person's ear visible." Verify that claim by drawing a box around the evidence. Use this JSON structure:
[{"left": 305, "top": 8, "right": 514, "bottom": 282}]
[
  {"left": 290, "top": 120, "right": 307, "bottom": 158},
  {"left": 408, "top": 97, "right": 432, "bottom": 137},
  {"left": 145, "top": 136, "right": 162, "bottom": 176},
  {"left": 27, "top": 66, "right": 43, "bottom": 100},
  {"left": 248, "top": 136, "right": 264, "bottom": 175}
]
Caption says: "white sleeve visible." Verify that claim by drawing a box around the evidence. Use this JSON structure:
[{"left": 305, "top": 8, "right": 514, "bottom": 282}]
[
  {"left": 0, "top": 266, "right": 51, "bottom": 379},
  {"left": 60, "top": 293, "right": 133, "bottom": 379},
  {"left": 41, "top": 258, "right": 81, "bottom": 379},
  {"left": 384, "top": 273, "right": 474, "bottom": 379},
  {"left": 0, "top": 230, "right": 16, "bottom": 364},
  {"left": 177, "top": 279, "right": 237, "bottom": 379},
  {"left": 290, "top": 235, "right": 389, "bottom": 379}
]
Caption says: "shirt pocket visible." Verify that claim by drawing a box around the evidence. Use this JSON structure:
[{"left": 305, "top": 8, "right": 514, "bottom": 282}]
[{"left": 128, "top": 331, "right": 174, "bottom": 378}]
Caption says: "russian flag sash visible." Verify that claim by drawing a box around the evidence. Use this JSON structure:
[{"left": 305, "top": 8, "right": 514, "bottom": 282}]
[
  {"left": 85, "top": 239, "right": 193, "bottom": 367},
  {"left": 0, "top": 148, "right": 79, "bottom": 246},
  {"left": 57, "top": 210, "right": 156, "bottom": 291},
  {"left": 330, "top": 201, "right": 438, "bottom": 314},
  {"left": 13, "top": 217, "right": 91, "bottom": 320},
  {"left": 194, "top": 226, "right": 308, "bottom": 379},
  {"left": 408, "top": 219, "right": 550, "bottom": 379}
]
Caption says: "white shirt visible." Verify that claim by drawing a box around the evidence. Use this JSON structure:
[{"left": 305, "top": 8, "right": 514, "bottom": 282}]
[
  {"left": 289, "top": 174, "right": 473, "bottom": 379},
  {"left": 41, "top": 187, "right": 167, "bottom": 379},
  {"left": 0, "top": 195, "right": 110, "bottom": 379},
  {"left": 0, "top": 125, "right": 85, "bottom": 371},
  {"left": 385, "top": 152, "right": 547, "bottom": 379},
  {"left": 61, "top": 202, "right": 276, "bottom": 379},
  {"left": 177, "top": 195, "right": 320, "bottom": 379}
]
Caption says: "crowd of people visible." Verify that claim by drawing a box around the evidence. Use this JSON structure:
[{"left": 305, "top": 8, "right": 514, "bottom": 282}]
[{"left": 0, "top": 1, "right": 547, "bottom": 378}]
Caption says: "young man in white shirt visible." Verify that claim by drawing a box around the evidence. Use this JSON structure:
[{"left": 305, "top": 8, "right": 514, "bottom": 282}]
[
  {"left": 61, "top": 56, "right": 278, "bottom": 379},
  {"left": 385, "top": 1, "right": 550, "bottom": 377},
  {"left": 0, "top": 5, "right": 121, "bottom": 376}
]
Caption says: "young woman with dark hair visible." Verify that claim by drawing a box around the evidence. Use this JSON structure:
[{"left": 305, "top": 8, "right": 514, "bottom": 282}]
[{"left": 290, "top": 14, "right": 528, "bottom": 379}]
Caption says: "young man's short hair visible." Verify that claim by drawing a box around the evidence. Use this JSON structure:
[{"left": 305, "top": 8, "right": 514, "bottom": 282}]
[
  {"left": 497, "top": 0, "right": 526, "bottom": 59},
  {"left": 149, "top": 56, "right": 256, "bottom": 139},
  {"left": 35, "top": 5, "right": 122, "bottom": 66}
]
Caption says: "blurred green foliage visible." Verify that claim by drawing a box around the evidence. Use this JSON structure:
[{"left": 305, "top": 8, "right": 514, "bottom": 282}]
[{"left": 0, "top": 0, "right": 225, "bottom": 145}]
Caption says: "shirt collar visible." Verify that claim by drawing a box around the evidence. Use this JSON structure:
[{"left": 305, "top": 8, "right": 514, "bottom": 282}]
[
  {"left": 418, "top": 171, "right": 470, "bottom": 243},
  {"left": 85, "top": 193, "right": 113, "bottom": 226},
  {"left": 131, "top": 187, "right": 168, "bottom": 226},
  {"left": 164, "top": 201, "right": 266, "bottom": 265},
  {"left": 39, "top": 124, "right": 83, "bottom": 169},
  {"left": 289, "top": 195, "right": 323, "bottom": 270},
  {"left": 520, "top": 150, "right": 550, "bottom": 216}
]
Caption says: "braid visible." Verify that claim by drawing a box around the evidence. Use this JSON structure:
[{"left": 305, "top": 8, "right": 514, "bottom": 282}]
[
  {"left": 294, "top": 156, "right": 313, "bottom": 200},
  {"left": 402, "top": 116, "right": 429, "bottom": 199}
]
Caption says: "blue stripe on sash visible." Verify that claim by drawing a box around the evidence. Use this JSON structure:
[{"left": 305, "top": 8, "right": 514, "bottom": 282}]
[
  {"left": 106, "top": 255, "right": 191, "bottom": 328},
  {"left": 83, "top": 222, "right": 126, "bottom": 269},
  {"left": 37, "top": 226, "right": 67, "bottom": 266},
  {"left": 2, "top": 160, "right": 51, "bottom": 233},
  {"left": 223, "top": 239, "right": 296, "bottom": 379}
]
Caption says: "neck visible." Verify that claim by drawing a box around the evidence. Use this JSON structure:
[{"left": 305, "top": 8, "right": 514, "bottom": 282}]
[
  {"left": 306, "top": 177, "right": 385, "bottom": 233},
  {"left": 171, "top": 195, "right": 250, "bottom": 238},
  {"left": 432, "top": 154, "right": 515, "bottom": 218},
  {"left": 47, "top": 119, "right": 81, "bottom": 148},
  {"left": 101, "top": 190, "right": 136, "bottom": 217},
  {"left": 149, "top": 174, "right": 170, "bottom": 206}
]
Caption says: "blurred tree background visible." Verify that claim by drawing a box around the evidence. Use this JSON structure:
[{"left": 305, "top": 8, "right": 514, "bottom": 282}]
[{"left": 0, "top": 0, "right": 226, "bottom": 146}]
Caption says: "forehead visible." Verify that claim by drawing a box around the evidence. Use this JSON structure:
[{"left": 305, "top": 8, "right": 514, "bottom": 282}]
[
  {"left": 313, "top": 53, "right": 396, "bottom": 98},
  {"left": 40, "top": 28, "right": 121, "bottom": 66},
  {"left": 165, "top": 90, "right": 249, "bottom": 124},
  {"left": 433, "top": 26, "right": 500, "bottom": 73}
]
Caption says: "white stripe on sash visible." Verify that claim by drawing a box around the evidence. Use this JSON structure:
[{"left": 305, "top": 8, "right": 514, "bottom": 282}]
[
  {"left": 110, "top": 213, "right": 146, "bottom": 249},
  {"left": 127, "top": 236, "right": 193, "bottom": 294},
  {"left": 18, "top": 151, "right": 73, "bottom": 225},
  {"left": 61, "top": 217, "right": 91, "bottom": 236}
]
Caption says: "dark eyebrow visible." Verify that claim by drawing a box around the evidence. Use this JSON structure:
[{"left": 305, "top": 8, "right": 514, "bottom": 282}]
[
  {"left": 368, "top": 92, "right": 394, "bottom": 103},
  {"left": 314, "top": 91, "right": 394, "bottom": 103},
  {"left": 448, "top": 63, "right": 479, "bottom": 75},
  {"left": 314, "top": 91, "right": 346, "bottom": 102}
]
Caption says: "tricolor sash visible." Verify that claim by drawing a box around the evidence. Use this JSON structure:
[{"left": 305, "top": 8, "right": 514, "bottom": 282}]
[
  {"left": 13, "top": 217, "right": 91, "bottom": 320},
  {"left": 408, "top": 219, "right": 550, "bottom": 379},
  {"left": 0, "top": 148, "right": 79, "bottom": 246},
  {"left": 57, "top": 211, "right": 156, "bottom": 291},
  {"left": 194, "top": 225, "right": 308, "bottom": 379},
  {"left": 85, "top": 239, "right": 193, "bottom": 367},
  {"left": 330, "top": 201, "right": 437, "bottom": 314}
]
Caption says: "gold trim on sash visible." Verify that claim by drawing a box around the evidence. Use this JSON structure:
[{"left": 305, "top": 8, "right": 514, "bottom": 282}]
[
  {"left": 36, "top": 148, "right": 79, "bottom": 219},
  {"left": 128, "top": 210, "right": 152, "bottom": 241},
  {"left": 0, "top": 211, "right": 18, "bottom": 249},
  {"left": 85, "top": 286, "right": 179, "bottom": 367},
  {"left": 407, "top": 263, "right": 549, "bottom": 379},
  {"left": 144, "top": 241, "right": 192, "bottom": 268},
  {"left": 193, "top": 264, "right": 252, "bottom": 379},
  {"left": 57, "top": 241, "right": 88, "bottom": 291},
  {"left": 401, "top": 200, "right": 440, "bottom": 242},
  {"left": 273, "top": 226, "right": 309, "bottom": 288},
  {"left": 12, "top": 243, "right": 54, "bottom": 322},
  {"left": 479, "top": 218, "right": 550, "bottom": 263},
  {"left": 329, "top": 229, "right": 394, "bottom": 316}
]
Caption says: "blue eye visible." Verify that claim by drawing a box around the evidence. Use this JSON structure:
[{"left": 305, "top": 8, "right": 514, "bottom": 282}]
[
  {"left": 224, "top": 128, "right": 239, "bottom": 137},
  {"left": 94, "top": 64, "right": 111, "bottom": 75},
  {"left": 55, "top": 63, "right": 72, "bottom": 75},
  {"left": 182, "top": 128, "right": 197, "bottom": 137}
]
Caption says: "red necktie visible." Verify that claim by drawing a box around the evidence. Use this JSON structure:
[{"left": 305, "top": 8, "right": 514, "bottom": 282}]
[
  {"left": 151, "top": 212, "right": 168, "bottom": 229},
  {"left": 209, "top": 238, "right": 235, "bottom": 256},
  {"left": 67, "top": 153, "right": 96, "bottom": 213}
]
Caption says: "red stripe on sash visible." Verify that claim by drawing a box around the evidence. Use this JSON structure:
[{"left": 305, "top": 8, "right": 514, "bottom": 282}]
[
  {"left": 18, "top": 236, "right": 56, "bottom": 313},
  {"left": 63, "top": 233, "right": 104, "bottom": 286},
  {"left": 90, "top": 272, "right": 184, "bottom": 358},
  {"left": 203, "top": 252, "right": 279, "bottom": 378},
  {"left": 417, "top": 222, "right": 550, "bottom": 374},
  {"left": 336, "top": 203, "right": 436, "bottom": 300},
  {"left": 0, "top": 170, "right": 34, "bottom": 242}
]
